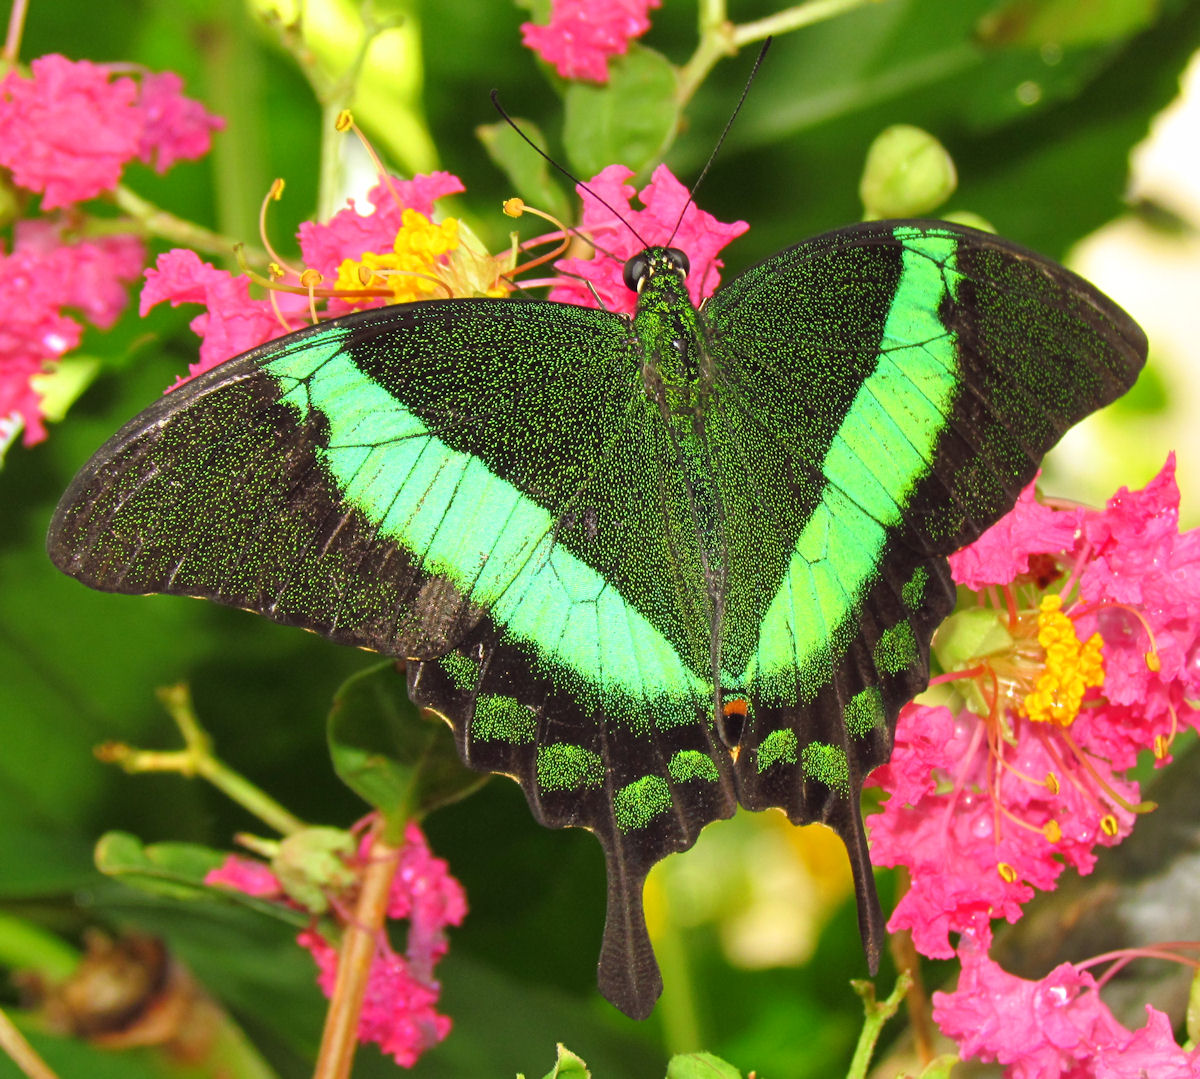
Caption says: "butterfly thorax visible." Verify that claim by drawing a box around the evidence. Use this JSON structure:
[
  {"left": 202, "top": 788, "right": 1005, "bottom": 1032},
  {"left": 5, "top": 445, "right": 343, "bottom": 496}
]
[
  {"left": 629, "top": 247, "right": 715, "bottom": 415},
  {"left": 627, "top": 247, "right": 730, "bottom": 637}
]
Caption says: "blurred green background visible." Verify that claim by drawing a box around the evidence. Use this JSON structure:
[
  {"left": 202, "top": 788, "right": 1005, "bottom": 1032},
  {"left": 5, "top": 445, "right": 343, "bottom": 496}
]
[{"left": 3, "top": 0, "right": 1199, "bottom": 1076}]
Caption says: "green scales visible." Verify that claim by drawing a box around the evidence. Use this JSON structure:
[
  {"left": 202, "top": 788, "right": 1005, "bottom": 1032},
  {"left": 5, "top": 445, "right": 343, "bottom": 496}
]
[{"left": 48, "top": 220, "right": 1146, "bottom": 1019}]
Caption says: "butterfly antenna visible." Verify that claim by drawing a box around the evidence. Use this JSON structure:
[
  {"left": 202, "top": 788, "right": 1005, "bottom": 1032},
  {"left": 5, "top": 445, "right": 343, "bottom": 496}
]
[
  {"left": 490, "top": 91, "right": 650, "bottom": 250},
  {"left": 665, "top": 36, "right": 772, "bottom": 247}
]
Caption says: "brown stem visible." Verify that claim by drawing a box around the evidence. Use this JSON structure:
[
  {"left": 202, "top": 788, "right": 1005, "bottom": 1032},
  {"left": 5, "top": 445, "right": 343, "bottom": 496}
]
[
  {"left": 311, "top": 825, "right": 400, "bottom": 1079},
  {"left": 0, "top": 1007, "right": 59, "bottom": 1079},
  {"left": 887, "top": 870, "right": 937, "bottom": 1065}
]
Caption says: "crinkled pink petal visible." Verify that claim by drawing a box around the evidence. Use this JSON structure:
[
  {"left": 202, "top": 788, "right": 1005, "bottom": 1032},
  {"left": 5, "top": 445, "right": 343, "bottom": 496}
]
[
  {"left": 204, "top": 854, "right": 285, "bottom": 898},
  {"left": 1094, "top": 1007, "right": 1200, "bottom": 1078},
  {"left": 550, "top": 163, "right": 748, "bottom": 313},
  {"left": 0, "top": 231, "right": 145, "bottom": 443},
  {"left": 934, "top": 938, "right": 1199, "bottom": 1079},
  {"left": 0, "top": 54, "right": 141, "bottom": 208},
  {"left": 140, "top": 249, "right": 308, "bottom": 382},
  {"left": 297, "top": 172, "right": 465, "bottom": 285},
  {"left": 298, "top": 928, "right": 451, "bottom": 1068},
  {"left": 135, "top": 70, "right": 224, "bottom": 173},
  {"left": 934, "top": 938, "right": 1122, "bottom": 1077},
  {"left": 949, "top": 479, "right": 1082, "bottom": 589},
  {"left": 521, "top": 0, "right": 661, "bottom": 82}
]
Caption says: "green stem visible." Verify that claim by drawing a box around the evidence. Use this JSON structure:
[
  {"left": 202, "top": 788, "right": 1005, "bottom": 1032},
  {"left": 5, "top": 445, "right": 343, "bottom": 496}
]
[
  {"left": 845, "top": 974, "right": 912, "bottom": 1079},
  {"left": 731, "top": 0, "right": 885, "bottom": 48},
  {"left": 2, "top": 0, "right": 28, "bottom": 65},
  {"left": 678, "top": 0, "right": 885, "bottom": 105},
  {"left": 97, "top": 684, "right": 306, "bottom": 838},
  {"left": 110, "top": 186, "right": 268, "bottom": 266},
  {"left": 317, "top": 101, "right": 349, "bottom": 226}
]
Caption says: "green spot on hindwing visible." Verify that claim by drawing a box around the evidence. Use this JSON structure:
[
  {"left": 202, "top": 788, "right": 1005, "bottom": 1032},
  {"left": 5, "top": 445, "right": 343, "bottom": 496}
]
[
  {"left": 667, "top": 750, "right": 719, "bottom": 783},
  {"left": 536, "top": 744, "right": 603, "bottom": 792},
  {"left": 844, "top": 686, "right": 885, "bottom": 738},
  {"left": 874, "top": 622, "right": 918, "bottom": 674},
  {"left": 614, "top": 776, "right": 672, "bottom": 832},
  {"left": 902, "top": 566, "right": 928, "bottom": 609},
  {"left": 438, "top": 651, "right": 479, "bottom": 691},
  {"left": 756, "top": 728, "right": 799, "bottom": 772},
  {"left": 472, "top": 694, "right": 536, "bottom": 744},
  {"left": 802, "top": 742, "right": 850, "bottom": 795}
]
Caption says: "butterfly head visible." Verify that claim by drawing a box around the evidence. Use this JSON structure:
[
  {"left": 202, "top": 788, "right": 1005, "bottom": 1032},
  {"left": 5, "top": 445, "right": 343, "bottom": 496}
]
[{"left": 622, "top": 246, "right": 691, "bottom": 294}]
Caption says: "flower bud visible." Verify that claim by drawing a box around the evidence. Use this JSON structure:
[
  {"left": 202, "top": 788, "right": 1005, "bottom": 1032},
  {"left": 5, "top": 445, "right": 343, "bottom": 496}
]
[{"left": 860, "top": 125, "right": 957, "bottom": 219}]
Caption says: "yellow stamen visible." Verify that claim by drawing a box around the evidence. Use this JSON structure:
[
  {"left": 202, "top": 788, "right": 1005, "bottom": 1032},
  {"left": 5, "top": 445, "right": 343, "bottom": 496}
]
[
  {"left": 1043, "top": 820, "right": 1061, "bottom": 843},
  {"left": 997, "top": 862, "right": 1018, "bottom": 883},
  {"left": 1021, "top": 594, "right": 1104, "bottom": 726},
  {"left": 335, "top": 208, "right": 461, "bottom": 306},
  {"left": 1100, "top": 814, "right": 1119, "bottom": 837},
  {"left": 1045, "top": 772, "right": 1059, "bottom": 795}
]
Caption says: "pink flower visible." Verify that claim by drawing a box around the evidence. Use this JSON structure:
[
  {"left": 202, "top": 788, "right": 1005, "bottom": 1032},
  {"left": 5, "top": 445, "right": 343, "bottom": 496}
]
[
  {"left": 932, "top": 935, "right": 1200, "bottom": 1079},
  {"left": 141, "top": 171, "right": 469, "bottom": 383},
  {"left": 521, "top": 0, "right": 661, "bottom": 82},
  {"left": 140, "top": 248, "right": 310, "bottom": 384},
  {"left": 298, "top": 929, "right": 450, "bottom": 1069},
  {"left": 297, "top": 172, "right": 464, "bottom": 284},
  {"left": 135, "top": 71, "right": 225, "bottom": 173},
  {"left": 549, "top": 164, "right": 749, "bottom": 314},
  {"left": 205, "top": 854, "right": 286, "bottom": 899},
  {"left": 0, "top": 55, "right": 220, "bottom": 209},
  {"left": 0, "top": 55, "right": 141, "bottom": 209},
  {"left": 0, "top": 227, "right": 146, "bottom": 444},
  {"left": 205, "top": 822, "right": 466, "bottom": 1069},
  {"left": 869, "top": 459, "right": 1197, "bottom": 957},
  {"left": 948, "top": 479, "right": 1082, "bottom": 591}
]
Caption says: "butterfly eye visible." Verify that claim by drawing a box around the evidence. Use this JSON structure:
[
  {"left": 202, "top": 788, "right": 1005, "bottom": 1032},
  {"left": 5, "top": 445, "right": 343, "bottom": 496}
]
[
  {"left": 664, "top": 248, "right": 690, "bottom": 278},
  {"left": 622, "top": 253, "right": 651, "bottom": 292}
]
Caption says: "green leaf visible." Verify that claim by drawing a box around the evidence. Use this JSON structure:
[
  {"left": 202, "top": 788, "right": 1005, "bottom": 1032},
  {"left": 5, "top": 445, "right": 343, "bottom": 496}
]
[
  {"left": 518, "top": 1042, "right": 591, "bottom": 1079},
  {"left": 666, "top": 1051, "right": 743, "bottom": 1079},
  {"left": 1188, "top": 963, "right": 1200, "bottom": 1047},
  {"left": 95, "top": 831, "right": 226, "bottom": 899},
  {"left": 94, "top": 832, "right": 307, "bottom": 927},
  {"left": 563, "top": 44, "right": 679, "bottom": 178},
  {"left": 915, "top": 1056, "right": 962, "bottom": 1079},
  {"left": 326, "top": 660, "right": 488, "bottom": 833},
  {"left": 976, "top": 0, "right": 1159, "bottom": 47},
  {"left": 477, "top": 118, "right": 572, "bottom": 222}
]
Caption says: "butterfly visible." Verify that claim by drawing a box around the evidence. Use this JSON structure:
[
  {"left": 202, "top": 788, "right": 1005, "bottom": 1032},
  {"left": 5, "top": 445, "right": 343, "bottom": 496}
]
[{"left": 48, "top": 217, "right": 1146, "bottom": 1019}]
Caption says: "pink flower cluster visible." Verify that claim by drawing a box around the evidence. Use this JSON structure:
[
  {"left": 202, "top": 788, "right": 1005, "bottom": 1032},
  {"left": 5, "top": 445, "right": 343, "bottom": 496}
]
[
  {"left": 0, "top": 54, "right": 222, "bottom": 446},
  {"left": 2, "top": 223, "right": 146, "bottom": 444},
  {"left": 0, "top": 55, "right": 223, "bottom": 209},
  {"left": 868, "top": 456, "right": 1200, "bottom": 1075},
  {"left": 521, "top": 0, "right": 661, "bottom": 82},
  {"left": 206, "top": 821, "right": 466, "bottom": 1068},
  {"left": 934, "top": 937, "right": 1200, "bottom": 1078},
  {"left": 140, "top": 172, "right": 464, "bottom": 385},
  {"left": 549, "top": 163, "right": 748, "bottom": 314},
  {"left": 139, "top": 162, "right": 749, "bottom": 384}
]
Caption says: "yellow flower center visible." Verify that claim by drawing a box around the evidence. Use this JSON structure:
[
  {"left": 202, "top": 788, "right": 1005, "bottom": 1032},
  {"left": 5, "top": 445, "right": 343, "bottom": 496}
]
[
  {"left": 335, "top": 208, "right": 462, "bottom": 305},
  {"left": 1020, "top": 594, "right": 1104, "bottom": 727}
]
